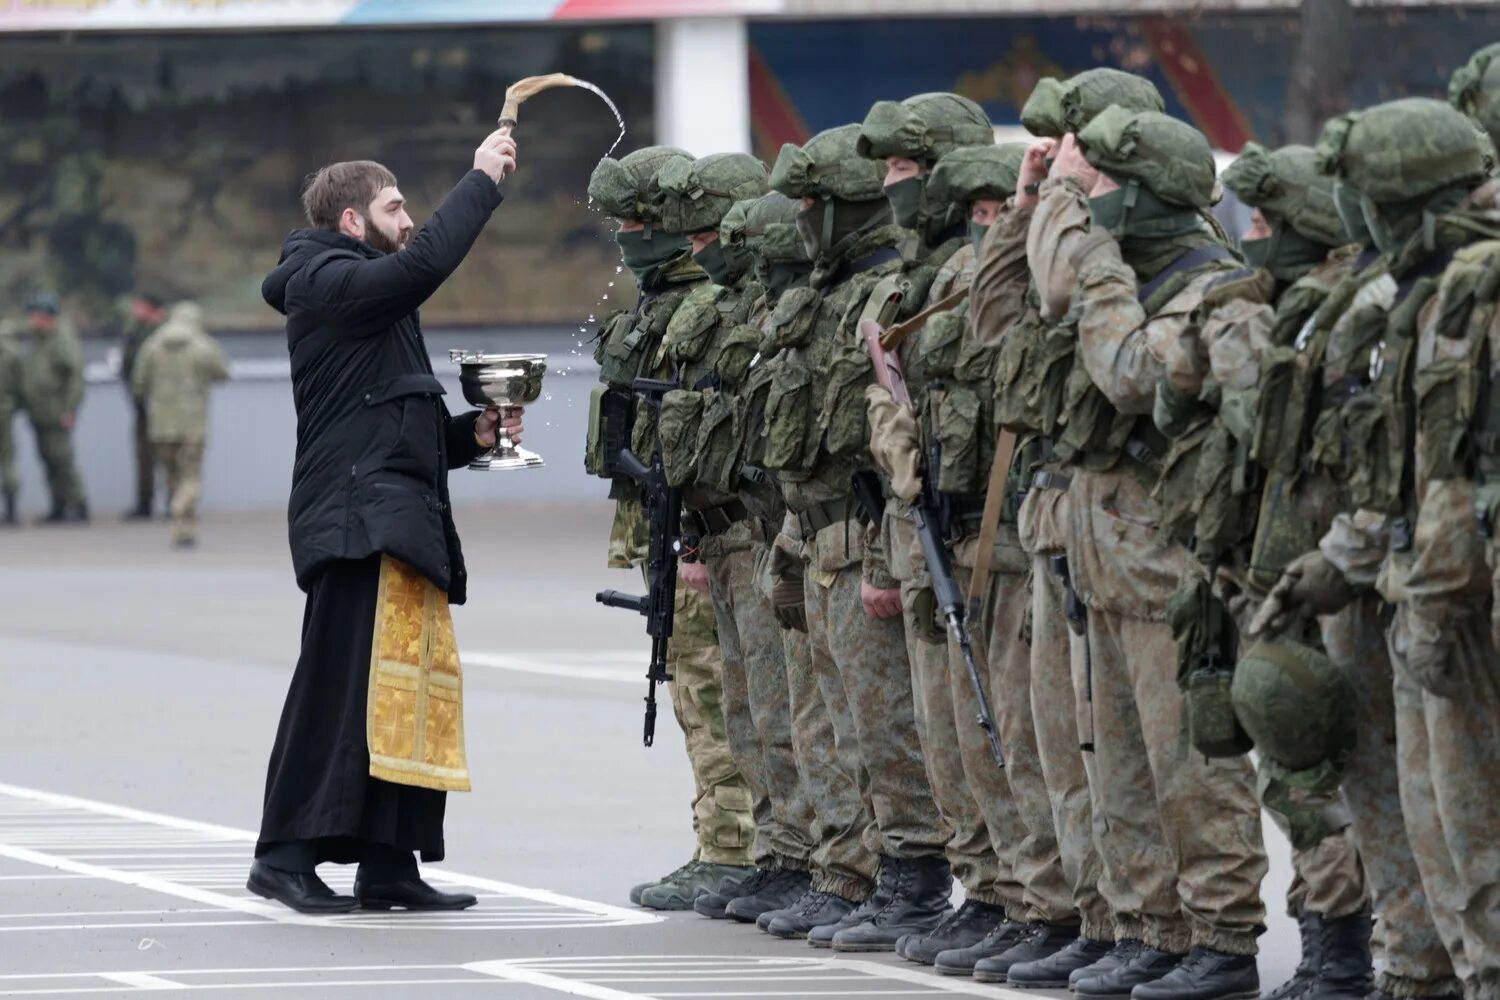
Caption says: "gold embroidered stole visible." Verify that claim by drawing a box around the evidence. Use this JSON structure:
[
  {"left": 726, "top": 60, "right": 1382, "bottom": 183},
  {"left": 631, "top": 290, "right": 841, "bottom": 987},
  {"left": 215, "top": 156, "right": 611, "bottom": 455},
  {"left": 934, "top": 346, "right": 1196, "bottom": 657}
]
[{"left": 367, "top": 555, "right": 471, "bottom": 792}]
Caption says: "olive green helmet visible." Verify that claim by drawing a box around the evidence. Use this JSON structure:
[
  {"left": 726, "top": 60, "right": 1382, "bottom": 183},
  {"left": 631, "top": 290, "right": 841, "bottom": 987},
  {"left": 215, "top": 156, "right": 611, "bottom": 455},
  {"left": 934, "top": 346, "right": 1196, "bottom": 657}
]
[
  {"left": 926, "top": 143, "right": 1028, "bottom": 210},
  {"left": 1314, "top": 98, "right": 1487, "bottom": 204},
  {"left": 1021, "top": 68, "right": 1165, "bottom": 139},
  {"left": 650, "top": 152, "right": 770, "bottom": 236},
  {"left": 1222, "top": 143, "right": 1345, "bottom": 247},
  {"left": 721, "top": 191, "right": 806, "bottom": 265},
  {"left": 1450, "top": 42, "right": 1500, "bottom": 150},
  {"left": 855, "top": 92, "right": 994, "bottom": 167},
  {"left": 1079, "top": 106, "right": 1217, "bottom": 208},
  {"left": 769, "top": 123, "right": 886, "bottom": 202},
  {"left": 587, "top": 145, "right": 692, "bottom": 222},
  {"left": 1232, "top": 637, "right": 1356, "bottom": 773}
]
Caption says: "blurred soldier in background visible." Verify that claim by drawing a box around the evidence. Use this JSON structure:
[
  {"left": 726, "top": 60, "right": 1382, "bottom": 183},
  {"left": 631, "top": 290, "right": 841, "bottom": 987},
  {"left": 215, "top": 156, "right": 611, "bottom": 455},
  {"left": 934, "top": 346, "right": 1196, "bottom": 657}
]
[
  {"left": 0, "top": 317, "right": 22, "bottom": 526},
  {"left": 131, "top": 301, "right": 230, "bottom": 548},
  {"left": 121, "top": 291, "right": 168, "bottom": 521},
  {"left": 20, "top": 292, "right": 87, "bottom": 525}
]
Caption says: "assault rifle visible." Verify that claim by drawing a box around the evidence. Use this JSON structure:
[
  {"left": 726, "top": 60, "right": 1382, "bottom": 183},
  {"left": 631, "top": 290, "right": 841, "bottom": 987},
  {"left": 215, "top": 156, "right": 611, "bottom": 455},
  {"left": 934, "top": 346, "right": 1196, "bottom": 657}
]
[
  {"left": 860, "top": 318, "right": 1004, "bottom": 767},
  {"left": 595, "top": 377, "right": 688, "bottom": 747}
]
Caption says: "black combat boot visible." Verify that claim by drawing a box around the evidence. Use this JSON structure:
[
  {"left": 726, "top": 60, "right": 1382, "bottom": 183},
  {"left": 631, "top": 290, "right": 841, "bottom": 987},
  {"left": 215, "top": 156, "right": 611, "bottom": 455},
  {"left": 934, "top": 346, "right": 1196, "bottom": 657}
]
[
  {"left": 1008, "top": 935, "right": 1117, "bottom": 988},
  {"left": 1262, "top": 912, "right": 1323, "bottom": 1000},
  {"left": 64, "top": 502, "right": 88, "bottom": 524},
  {"left": 1130, "top": 946, "right": 1258, "bottom": 1000},
  {"left": 830, "top": 855, "right": 953, "bottom": 952},
  {"left": 2, "top": 493, "right": 15, "bottom": 527},
  {"left": 1073, "top": 940, "right": 1182, "bottom": 997},
  {"left": 1311, "top": 911, "right": 1373, "bottom": 1000},
  {"left": 725, "top": 867, "right": 810, "bottom": 923},
  {"left": 38, "top": 503, "right": 65, "bottom": 525},
  {"left": 973, "top": 922, "right": 1080, "bottom": 983},
  {"left": 694, "top": 867, "right": 773, "bottom": 919},
  {"left": 122, "top": 503, "right": 153, "bottom": 522},
  {"left": 764, "top": 889, "right": 858, "bottom": 939},
  {"left": 897, "top": 899, "right": 1007, "bottom": 965},
  {"left": 932, "top": 918, "right": 1031, "bottom": 976},
  {"left": 806, "top": 856, "right": 899, "bottom": 947}
]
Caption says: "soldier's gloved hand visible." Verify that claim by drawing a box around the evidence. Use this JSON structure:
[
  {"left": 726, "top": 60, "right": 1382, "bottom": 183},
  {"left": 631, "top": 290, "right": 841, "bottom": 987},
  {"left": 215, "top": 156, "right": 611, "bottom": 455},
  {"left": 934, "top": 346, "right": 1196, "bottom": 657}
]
[
  {"left": 865, "top": 384, "right": 921, "bottom": 504},
  {"left": 1249, "top": 550, "right": 1354, "bottom": 636},
  {"left": 771, "top": 570, "right": 808, "bottom": 633}
]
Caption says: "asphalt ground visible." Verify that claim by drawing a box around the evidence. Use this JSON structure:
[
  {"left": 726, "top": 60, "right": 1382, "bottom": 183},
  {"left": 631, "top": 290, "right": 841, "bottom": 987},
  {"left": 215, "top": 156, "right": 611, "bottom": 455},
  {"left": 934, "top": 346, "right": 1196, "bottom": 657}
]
[{"left": 0, "top": 503, "right": 1300, "bottom": 998}]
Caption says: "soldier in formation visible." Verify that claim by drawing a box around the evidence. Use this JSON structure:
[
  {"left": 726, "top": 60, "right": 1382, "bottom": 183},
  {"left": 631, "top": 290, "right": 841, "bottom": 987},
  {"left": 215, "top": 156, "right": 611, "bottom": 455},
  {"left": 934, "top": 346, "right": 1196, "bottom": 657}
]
[
  {"left": 587, "top": 45, "right": 1500, "bottom": 1000},
  {"left": 20, "top": 292, "right": 87, "bottom": 524}
]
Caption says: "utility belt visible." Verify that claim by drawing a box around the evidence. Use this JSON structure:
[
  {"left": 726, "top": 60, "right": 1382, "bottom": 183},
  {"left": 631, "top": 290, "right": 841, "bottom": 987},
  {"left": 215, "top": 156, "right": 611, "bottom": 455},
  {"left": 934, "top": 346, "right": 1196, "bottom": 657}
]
[
  {"left": 796, "top": 498, "right": 859, "bottom": 537},
  {"left": 686, "top": 499, "right": 752, "bottom": 538},
  {"left": 1083, "top": 422, "right": 1169, "bottom": 490},
  {"left": 1032, "top": 470, "right": 1072, "bottom": 492}
]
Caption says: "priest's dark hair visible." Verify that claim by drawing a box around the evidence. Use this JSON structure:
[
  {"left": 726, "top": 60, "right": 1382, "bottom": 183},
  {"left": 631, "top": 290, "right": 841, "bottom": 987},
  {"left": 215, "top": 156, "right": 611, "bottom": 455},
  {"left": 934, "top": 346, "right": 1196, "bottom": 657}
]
[{"left": 301, "top": 161, "right": 399, "bottom": 231}]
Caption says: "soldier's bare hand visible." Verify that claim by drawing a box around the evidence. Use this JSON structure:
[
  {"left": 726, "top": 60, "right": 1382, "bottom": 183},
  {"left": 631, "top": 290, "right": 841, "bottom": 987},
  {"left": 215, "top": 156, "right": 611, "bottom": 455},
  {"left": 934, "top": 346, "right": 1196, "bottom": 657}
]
[
  {"left": 1015, "top": 139, "right": 1057, "bottom": 211},
  {"left": 1249, "top": 551, "right": 1352, "bottom": 636},
  {"left": 680, "top": 561, "right": 711, "bottom": 594},
  {"left": 474, "top": 129, "right": 518, "bottom": 183},
  {"left": 59, "top": 411, "right": 75, "bottom": 430},
  {"left": 860, "top": 581, "right": 903, "bottom": 620},
  {"left": 1048, "top": 133, "right": 1098, "bottom": 192}
]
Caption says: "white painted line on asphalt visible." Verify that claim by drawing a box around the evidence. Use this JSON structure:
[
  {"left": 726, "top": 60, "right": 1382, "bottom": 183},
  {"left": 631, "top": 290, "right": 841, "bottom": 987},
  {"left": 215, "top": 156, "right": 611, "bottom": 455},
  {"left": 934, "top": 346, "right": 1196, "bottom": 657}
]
[
  {"left": 0, "top": 780, "right": 660, "bottom": 930},
  {"left": 464, "top": 650, "right": 646, "bottom": 684},
  {"left": 468, "top": 960, "right": 653, "bottom": 999},
  {"left": 838, "top": 960, "right": 1040, "bottom": 998},
  {"left": 96, "top": 973, "right": 186, "bottom": 990}
]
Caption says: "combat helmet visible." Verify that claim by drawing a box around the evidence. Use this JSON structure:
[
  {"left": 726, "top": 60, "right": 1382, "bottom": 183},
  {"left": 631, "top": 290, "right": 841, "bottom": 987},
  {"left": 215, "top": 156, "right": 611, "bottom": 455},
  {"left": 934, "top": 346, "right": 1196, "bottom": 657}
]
[
  {"left": 1315, "top": 98, "right": 1487, "bottom": 253},
  {"left": 856, "top": 93, "right": 993, "bottom": 241},
  {"left": 770, "top": 124, "right": 893, "bottom": 271},
  {"left": 721, "top": 192, "right": 810, "bottom": 302},
  {"left": 1021, "top": 68, "right": 1165, "bottom": 139},
  {"left": 1223, "top": 143, "right": 1346, "bottom": 279},
  {"left": 651, "top": 152, "right": 770, "bottom": 236},
  {"left": 1077, "top": 106, "right": 1217, "bottom": 238},
  {"left": 588, "top": 145, "right": 693, "bottom": 224},
  {"left": 926, "top": 143, "right": 1028, "bottom": 209},
  {"left": 1231, "top": 637, "right": 1357, "bottom": 848},
  {"left": 1451, "top": 42, "right": 1500, "bottom": 150}
]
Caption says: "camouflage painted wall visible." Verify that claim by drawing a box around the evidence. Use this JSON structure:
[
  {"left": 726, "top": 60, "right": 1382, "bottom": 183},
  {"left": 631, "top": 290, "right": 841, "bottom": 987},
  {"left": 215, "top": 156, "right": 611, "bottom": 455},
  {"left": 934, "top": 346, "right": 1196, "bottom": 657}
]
[{"left": 0, "top": 25, "right": 653, "bottom": 331}]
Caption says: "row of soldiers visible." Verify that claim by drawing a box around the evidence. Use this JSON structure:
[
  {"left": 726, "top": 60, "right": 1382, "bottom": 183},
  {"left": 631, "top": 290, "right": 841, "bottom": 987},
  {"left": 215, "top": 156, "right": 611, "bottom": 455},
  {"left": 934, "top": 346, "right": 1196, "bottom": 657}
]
[
  {"left": 0, "top": 291, "right": 229, "bottom": 544},
  {"left": 585, "top": 43, "right": 1500, "bottom": 1000}
]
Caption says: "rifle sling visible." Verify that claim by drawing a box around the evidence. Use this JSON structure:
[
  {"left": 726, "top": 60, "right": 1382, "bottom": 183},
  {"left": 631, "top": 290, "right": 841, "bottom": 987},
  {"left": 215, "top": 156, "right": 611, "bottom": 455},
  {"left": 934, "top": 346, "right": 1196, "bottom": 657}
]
[
  {"left": 880, "top": 287, "right": 971, "bottom": 350},
  {"left": 966, "top": 427, "right": 1017, "bottom": 616}
]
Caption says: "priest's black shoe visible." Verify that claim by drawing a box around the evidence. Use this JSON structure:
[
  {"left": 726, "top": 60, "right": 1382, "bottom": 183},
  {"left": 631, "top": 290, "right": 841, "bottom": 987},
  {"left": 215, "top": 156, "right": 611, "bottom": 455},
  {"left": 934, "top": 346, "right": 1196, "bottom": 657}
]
[
  {"left": 355, "top": 877, "right": 478, "bottom": 911},
  {"left": 1129, "top": 946, "right": 1258, "bottom": 1000},
  {"left": 247, "top": 860, "right": 357, "bottom": 914}
]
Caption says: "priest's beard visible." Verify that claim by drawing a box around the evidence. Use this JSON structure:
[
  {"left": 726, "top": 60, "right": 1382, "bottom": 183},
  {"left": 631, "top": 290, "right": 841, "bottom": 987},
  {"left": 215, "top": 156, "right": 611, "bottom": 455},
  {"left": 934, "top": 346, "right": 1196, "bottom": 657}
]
[{"left": 362, "top": 214, "right": 410, "bottom": 255}]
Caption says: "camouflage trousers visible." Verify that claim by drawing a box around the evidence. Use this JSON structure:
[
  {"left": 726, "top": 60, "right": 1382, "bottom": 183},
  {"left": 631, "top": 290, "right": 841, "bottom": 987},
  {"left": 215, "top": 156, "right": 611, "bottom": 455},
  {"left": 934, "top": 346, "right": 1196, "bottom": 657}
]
[
  {"left": 1389, "top": 607, "right": 1500, "bottom": 1000},
  {"left": 1065, "top": 468, "right": 1267, "bottom": 956},
  {"left": 705, "top": 539, "right": 815, "bottom": 872},
  {"left": 885, "top": 510, "right": 1014, "bottom": 905},
  {"left": 154, "top": 440, "right": 204, "bottom": 542},
  {"left": 0, "top": 411, "right": 17, "bottom": 496},
  {"left": 31, "top": 421, "right": 84, "bottom": 511},
  {"left": 1020, "top": 473, "right": 1114, "bottom": 940},
  {"left": 783, "top": 606, "right": 880, "bottom": 901},
  {"left": 1323, "top": 596, "right": 1458, "bottom": 998},
  {"left": 803, "top": 542, "right": 946, "bottom": 862}
]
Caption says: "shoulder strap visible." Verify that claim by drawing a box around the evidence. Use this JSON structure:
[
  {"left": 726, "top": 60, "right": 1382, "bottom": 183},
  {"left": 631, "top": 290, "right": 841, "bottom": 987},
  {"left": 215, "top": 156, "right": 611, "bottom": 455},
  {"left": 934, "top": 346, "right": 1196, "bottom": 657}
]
[{"left": 1136, "top": 245, "right": 1237, "bottom": 311}]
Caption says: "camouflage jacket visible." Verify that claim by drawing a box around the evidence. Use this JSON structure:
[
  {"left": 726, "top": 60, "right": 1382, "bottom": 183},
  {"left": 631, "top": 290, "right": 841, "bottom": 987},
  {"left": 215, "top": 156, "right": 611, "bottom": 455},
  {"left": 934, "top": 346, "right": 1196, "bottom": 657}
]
[
  {"left": 131, "top": 306, "right": 230, "bottom": 443},
  {"left": 0, "top": 324, "right": 22, "bottom": 421},
  {"left": 20, "top": 321, "right": 84, "bottom": 427}
]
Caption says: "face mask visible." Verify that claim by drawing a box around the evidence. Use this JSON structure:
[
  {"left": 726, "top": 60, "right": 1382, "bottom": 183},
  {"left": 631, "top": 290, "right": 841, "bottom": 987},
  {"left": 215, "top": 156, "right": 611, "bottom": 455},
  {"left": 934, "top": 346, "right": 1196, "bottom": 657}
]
[
  {"left": 692, "top": 240, "right": 751, "bottom": 287},
  {"left": 1088, "top": 177, "right": 1200, "bottom": 240},
  {"left": 884, "top": 176, "right": 925, "bottom": 231},
  {"left": 1332, "top": 182, "right": 1373, "bottom": 248},
  {"left": 615, "top": 228, "right": 688, "bottom": 284},
  {"left": 1240, "top": 235, "right": 1273, "bottom": 270},
  {"left": 968, "top": 220, "right": 991, "bottom": 254}
]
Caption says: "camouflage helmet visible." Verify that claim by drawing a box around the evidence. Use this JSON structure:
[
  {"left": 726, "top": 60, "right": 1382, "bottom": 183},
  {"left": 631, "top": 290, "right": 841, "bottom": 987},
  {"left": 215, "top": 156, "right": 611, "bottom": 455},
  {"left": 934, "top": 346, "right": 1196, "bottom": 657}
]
[
  {"left": 925, "top": 143, "right": 1028, "bottom": 209},
  {"left": 1314, "top": 98, "right": 1486, "bottom": 203},
  {"left": 1222, "top": 143, "right": 1345, "bottom": 247},
  {"left": 1078, "top": 106, "right": 1217, "bottom": 208},
  {"left": 650, "top": 152, "right": 770, "bottom": 236},
  {"left": 721, "top": 191, "right": 806, "bottom": 265},
  {"left": 1450, "top": 42, "right": 1500, "bottom": 149},
  {"left": 769, "top": 124, "right": 887, "bottom": 203},
  {"left": 855, "top": 92, "right": 995, "bottom": 167},
  {"left": 1231, "top": 637, "right": 1356, "bottom": 773},
  {"left": 587, "top": 145, "right": 692, "bottom": 222},
  {"left": 1021, "top": 68, "right": 1165, "bottom": 139}
]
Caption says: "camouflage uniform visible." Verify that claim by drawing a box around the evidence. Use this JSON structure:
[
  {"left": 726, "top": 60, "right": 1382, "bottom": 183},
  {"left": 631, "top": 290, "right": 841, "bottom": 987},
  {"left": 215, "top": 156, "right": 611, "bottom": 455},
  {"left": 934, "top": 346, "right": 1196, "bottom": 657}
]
[
  {"left": 1027, "top": 109, "right": 1267, "bottom": 970},
  {"left": 121, "top": 309, "right": 164, "bottom": 515},
  {"left": 856, "top": 96, "right": 1038, "bottom": 941},
  {"left": 21, "top": 309, "right": 87, "bottom": 519},
  {"left": 647, "top": 154, "right": 819, "bottom": 913},
  {"left": 1267, "top": 100, "right": 1500, "bottom": 1000},
  {"left": 130, "top": 302, "right": 229, "bottom": 545},
  {"left": 765, "top": 124, "right": 951, "bottom": 949},
  {"left": 0, "top": 320, "right": 23, "bottom": 520},
  {"left": 587, "top": 148, "right": 754, "bottom": 904}
]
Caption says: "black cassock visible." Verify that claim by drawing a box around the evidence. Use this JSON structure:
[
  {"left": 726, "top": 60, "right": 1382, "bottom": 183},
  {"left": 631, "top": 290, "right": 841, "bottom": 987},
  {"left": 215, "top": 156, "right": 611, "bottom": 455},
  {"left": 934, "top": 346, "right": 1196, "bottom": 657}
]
[{"left": 255, "top": 555, "right": 446, "bottom": 864}]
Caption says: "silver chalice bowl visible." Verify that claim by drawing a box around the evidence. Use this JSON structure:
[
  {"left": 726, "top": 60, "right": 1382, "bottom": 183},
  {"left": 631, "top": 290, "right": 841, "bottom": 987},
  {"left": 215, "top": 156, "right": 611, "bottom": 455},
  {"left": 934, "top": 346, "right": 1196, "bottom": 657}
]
[{"left": 449, "top": 350, "right": 547, "bottom": 471}]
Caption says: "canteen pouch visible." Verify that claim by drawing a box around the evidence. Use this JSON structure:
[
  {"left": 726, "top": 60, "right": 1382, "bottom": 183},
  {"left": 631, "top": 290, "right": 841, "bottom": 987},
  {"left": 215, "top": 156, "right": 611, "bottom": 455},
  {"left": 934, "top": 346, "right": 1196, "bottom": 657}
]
[
  {"left": 696, "top": 390, "right": 742, "bottom": 495},
  {"left": 658, "top": 389, "right": 704, "bottom": 488},
  {"left": 820, "top": 349, "right": 873, "bottom": 458},
  {"left": 935, "top": 385, "right": 985, "bottom": 495},
  {"left": 585, "top": 384, "right": 635, "bottom": 479},
  {"left": 764, "top": 360, "right": 819, "bottom": 476},
  {"left": 1168, "top": 577, "right": 1252, "bottom": 758}
]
